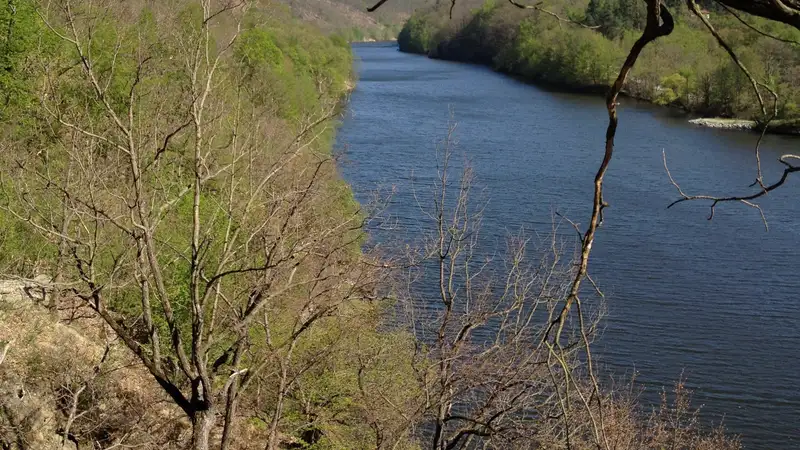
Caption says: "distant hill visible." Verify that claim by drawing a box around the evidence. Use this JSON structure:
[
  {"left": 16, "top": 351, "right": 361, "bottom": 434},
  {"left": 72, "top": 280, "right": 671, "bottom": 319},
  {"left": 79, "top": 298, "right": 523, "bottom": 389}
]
[{"left": 280, "top": 0, "right": 433, "bottom": 40}]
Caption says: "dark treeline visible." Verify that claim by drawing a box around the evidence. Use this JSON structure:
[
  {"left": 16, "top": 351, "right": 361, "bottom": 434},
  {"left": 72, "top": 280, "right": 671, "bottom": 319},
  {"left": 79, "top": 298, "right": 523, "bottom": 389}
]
[{"left": 399, "top": 0, "right": 800, "bottom": 121}]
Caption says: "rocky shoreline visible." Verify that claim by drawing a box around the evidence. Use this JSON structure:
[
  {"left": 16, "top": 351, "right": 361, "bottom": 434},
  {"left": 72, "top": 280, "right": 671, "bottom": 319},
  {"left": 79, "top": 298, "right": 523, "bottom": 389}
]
[
  {"left": 688, "top": 118, "right": 757, "bottom": 130},
  {"left": 689, "top": 118, "right": 800, "bottom": 135}
]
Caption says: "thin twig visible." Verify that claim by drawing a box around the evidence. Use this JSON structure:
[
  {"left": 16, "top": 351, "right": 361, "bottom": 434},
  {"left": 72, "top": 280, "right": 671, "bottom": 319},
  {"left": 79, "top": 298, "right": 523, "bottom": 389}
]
[
  {"left": 751, "top": 84, "right": 780, "bottom": 189},
  {"left": 506, "top": 0, "right": 601, "bottom": 29},
  {"left": 662, "top": 151, "right": 800, "bottom": 230}
]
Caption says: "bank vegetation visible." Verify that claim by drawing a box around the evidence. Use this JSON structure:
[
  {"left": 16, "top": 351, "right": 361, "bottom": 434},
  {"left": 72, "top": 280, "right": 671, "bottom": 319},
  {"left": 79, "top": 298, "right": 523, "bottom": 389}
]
[{"left": 399, "top": 0, "right": 800, "bottom": 126}]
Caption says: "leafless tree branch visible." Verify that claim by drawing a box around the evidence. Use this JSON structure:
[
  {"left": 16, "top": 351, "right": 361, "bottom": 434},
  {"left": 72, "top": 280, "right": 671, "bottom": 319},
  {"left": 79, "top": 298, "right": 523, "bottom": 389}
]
[
  {"left": 716, "top": 0, "right": 800, "bottom": 45},
  {"left": 664, "top": 151, "right": 799, "bottom": 229},
  {"left": 506, "top": 0, "right": 602, "bottom": 29}
]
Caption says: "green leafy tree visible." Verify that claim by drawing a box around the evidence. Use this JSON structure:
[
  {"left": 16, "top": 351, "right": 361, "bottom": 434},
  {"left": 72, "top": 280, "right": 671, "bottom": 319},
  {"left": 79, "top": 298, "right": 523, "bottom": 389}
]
[{"left": 0, "top": 2, "right": 416, "bottom": 449}]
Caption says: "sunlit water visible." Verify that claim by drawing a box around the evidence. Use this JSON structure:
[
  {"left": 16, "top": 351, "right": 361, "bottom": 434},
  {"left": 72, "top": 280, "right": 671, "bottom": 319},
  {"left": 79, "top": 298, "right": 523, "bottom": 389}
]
[{"left": 335, "top": 42, "right": 800, "bottom": 449}]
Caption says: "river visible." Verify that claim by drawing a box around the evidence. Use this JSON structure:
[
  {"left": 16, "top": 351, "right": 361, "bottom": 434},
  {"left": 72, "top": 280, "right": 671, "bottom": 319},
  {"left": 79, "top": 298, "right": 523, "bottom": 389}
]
[{"left": 335, "top": 42, "right": 800, "bottom": 449}]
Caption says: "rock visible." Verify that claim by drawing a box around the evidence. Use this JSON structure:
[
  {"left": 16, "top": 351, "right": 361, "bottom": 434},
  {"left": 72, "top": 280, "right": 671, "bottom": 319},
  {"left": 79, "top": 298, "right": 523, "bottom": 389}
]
[
  {"left": 0, "top": 278, "right": 185, "bottom": 449},
  {"left": 688, "top": 118, "right": 757, "bottom": 130},
  {"left": 0, "top": 276, "right": 51, "bottom": 305},
  {"left": 689, "top": 117, "right": 800, "bottom": 135}
]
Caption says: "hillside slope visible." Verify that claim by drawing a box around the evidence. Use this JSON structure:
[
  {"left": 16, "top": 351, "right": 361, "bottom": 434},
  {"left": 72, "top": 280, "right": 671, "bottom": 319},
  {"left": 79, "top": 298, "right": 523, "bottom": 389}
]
[
  {"left": 280, "top": 0, "right": 433, "bottom": 40},
  {"left": 398, "top": 0, "right": 800, "bottom": 122},
  {"left": 0, "top": 280, "right": 183, "bottom": 448}
]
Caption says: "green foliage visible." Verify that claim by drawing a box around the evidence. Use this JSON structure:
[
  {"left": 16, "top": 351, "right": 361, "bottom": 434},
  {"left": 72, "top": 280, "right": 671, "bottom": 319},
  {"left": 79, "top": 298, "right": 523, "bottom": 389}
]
[
  {"left": 586, "top": 0, "right": 646, "bottom": 39},
  {"left": 233, "top": 14, "right": 352, "bottom": 120},
  {"left": 399, "top": 0, "right": 800, "bottom": 120},
  {"left": 288, "top": 313, "right": 420, "bottom": 449},
  {"left": 429, "top": 0, "right": 519, "bottom": 64},
  {"left": 398, "top": 12, "right": 442, "bottom": 54},
  {"left": 0, "top": 0, "right": 38, "bottom": 115},
  {"left": 504, "top": 19, "right": 623, "bottom": 87},
  {"left": 705, "top": 61, "right": 751, "bottom": 117},
  {"left": 655, "top": 73, "right": 688, "bottom": 105},
  {"left": 0, "top": 189, "right": 54, "bottom": 274},
  {"left": 238, "top": 28, "right": 284, "bottom": 69},
  {"left": 0, "top": 0, "right": 65, "bottom": 127}
]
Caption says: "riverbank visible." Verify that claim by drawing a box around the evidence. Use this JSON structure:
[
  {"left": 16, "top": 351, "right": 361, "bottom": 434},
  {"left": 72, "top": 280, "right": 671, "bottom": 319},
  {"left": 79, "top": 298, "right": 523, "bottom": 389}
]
[
  {"left": 397, "top": 2, "right": 800, "bottom": 136},
  {"left": 689, "top": 118, "right": 757, "bottom": 131},
  {"left": 689, "top": 118, "right": 800, "bottom": 134},
  {"left": 417, "top": 47, "right": 800, "bottom": 136},
  {"left": 349, "top": 37, "right": 398, "bottom": 43}
]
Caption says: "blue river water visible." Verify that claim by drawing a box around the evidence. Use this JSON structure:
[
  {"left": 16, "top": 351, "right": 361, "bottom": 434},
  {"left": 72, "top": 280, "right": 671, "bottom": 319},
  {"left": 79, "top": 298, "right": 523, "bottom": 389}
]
[{"left": 335, "top": 42, "right": 800, "bottom": 448}]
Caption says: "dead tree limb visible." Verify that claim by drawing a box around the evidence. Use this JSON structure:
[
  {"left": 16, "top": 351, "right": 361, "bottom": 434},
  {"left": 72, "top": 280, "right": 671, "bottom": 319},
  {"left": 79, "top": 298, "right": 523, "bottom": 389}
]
[
  {"left": 545, "top": 0, "right": 674, "bottom": 347},
  {"left": 664, "top": 152, "right": 799, "bottom": 228}
]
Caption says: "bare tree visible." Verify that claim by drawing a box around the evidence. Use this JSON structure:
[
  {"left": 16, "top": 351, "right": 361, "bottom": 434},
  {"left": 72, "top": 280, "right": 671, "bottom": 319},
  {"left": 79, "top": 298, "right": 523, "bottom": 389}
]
[
  {"left": 365, "top": 2, "right": 799, "bottom": 446},
  {"left": 392, "top": 121, "right": 617, "bottom": 449},
  {"left": 0, "top": 1, "right": 384, "bottom": 449}
]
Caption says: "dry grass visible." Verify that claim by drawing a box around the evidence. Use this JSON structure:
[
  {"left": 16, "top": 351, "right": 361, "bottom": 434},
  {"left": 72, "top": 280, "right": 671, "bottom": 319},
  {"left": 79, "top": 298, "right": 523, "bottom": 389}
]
[{"left": 0, "top": 280, "right": 186, "bottom": 449}]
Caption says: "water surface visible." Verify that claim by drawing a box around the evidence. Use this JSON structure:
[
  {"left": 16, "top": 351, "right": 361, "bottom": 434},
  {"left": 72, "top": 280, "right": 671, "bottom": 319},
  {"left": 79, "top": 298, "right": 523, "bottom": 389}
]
[{"left": 336, "top": 42, "right": 800, "bottom": 448}]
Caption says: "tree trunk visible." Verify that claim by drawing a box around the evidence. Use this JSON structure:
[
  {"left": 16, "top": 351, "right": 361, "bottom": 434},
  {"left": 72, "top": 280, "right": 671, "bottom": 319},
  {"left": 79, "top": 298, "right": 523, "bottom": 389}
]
[
  {"left": 191, "top": 408, "right": 216, "bottom": 450},
  {"left": 266, "top": 382, "right": 287, "bottom": 450}
]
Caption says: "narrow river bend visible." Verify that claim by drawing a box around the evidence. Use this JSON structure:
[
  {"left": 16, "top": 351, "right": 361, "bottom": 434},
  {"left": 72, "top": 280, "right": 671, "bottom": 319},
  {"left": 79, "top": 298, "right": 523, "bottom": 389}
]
[{"left": 335, "top": 42, "right": 800, "bottom": 449}]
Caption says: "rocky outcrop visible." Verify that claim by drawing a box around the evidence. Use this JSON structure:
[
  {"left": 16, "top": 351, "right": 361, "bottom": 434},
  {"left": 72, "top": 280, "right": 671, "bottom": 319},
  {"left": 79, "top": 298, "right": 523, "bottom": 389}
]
[{"left": 0, "top": 279, "right": 184, "bottom": 449}]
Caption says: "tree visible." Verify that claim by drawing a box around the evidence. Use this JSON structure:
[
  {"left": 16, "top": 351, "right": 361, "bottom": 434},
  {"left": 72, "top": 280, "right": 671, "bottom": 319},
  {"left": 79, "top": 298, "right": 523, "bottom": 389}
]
[
  {"left": 0, "top": 1, "right": 390, "bottom": 449},
  {"left": 404, "top": 123, "right": 598, "bottom": 449},
  {"left": 586, "top": 0, "right": 622, "bottom": 37},
  {"left": 387, "top": 119, "right": 740, "bottom": 450},
  {"left": 370, "top": 0, "right": 799, "bottom": 448}
]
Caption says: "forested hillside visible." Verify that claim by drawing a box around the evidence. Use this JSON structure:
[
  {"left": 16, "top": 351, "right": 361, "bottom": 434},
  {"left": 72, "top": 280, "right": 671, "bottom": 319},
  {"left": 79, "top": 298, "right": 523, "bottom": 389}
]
[
  {"left": 399, "top": 0, "right": 800, "bottom": 122},
  {"left": 281, "top": 0, "right": 432, "bottom": 41},
  {"left": 0, "top": 1, "right": 416, "bottom": 448}
]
